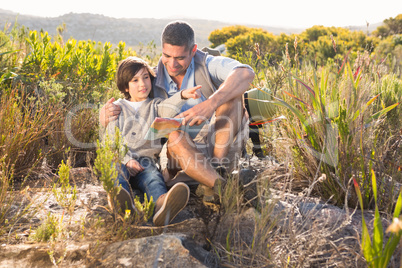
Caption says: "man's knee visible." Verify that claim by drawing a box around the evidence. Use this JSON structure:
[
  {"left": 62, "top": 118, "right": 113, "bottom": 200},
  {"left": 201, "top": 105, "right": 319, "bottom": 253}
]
[
  {"left": 216, "top": 96, "right": 244, "bottom": 119},
  {"left": 220, "top": 95, "right": 242, "bottom": 109},
  {"left": 168, "top": 130, "right": 184, "bottom": 142},
  {"left": 167, "top": 130, "right": 185, "bottom": 149}
]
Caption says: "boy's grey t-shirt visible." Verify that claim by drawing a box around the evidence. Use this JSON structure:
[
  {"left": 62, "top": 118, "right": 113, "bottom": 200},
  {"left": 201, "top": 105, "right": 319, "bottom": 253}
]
[{"left": 106, "top": 93, "right": 186, "bottom": 164}]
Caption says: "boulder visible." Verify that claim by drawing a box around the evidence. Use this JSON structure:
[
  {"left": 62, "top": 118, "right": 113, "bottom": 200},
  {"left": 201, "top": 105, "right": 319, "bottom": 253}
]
[{"left": 100, "top": 234, "right": 209, "bottom": 267}]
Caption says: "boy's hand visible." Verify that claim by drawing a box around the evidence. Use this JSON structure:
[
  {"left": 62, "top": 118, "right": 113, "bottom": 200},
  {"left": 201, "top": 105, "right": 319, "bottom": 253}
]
[
  {"left": 181, "top": 85, "right": 202, "bottom": 100},
  {"left": 126, "top": 159, "right": 144, "bottom": 177},
  {"left": 99, "top": 98, "right": 122, "bottom": 127}
]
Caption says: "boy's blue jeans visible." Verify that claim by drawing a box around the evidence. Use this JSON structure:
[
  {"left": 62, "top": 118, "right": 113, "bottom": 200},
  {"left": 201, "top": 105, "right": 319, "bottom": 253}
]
[{"left": 116, "top": 157, "right": 167, "bottom": 203}]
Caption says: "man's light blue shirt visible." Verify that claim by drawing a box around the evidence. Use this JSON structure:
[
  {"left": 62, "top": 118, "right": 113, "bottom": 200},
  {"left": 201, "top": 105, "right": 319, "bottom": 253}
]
[
  {"left": 163, "top": 55, "right": 252, "bottom": 113},
  {"left": 162, "top": 54, "right": 252, "bottom": 137}
]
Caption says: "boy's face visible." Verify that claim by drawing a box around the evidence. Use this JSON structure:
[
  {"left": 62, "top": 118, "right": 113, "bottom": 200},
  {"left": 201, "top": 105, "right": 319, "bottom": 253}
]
[
  {"left": 162, "top": 43, "right": 197, "bottom": 78},
  {"left": 126, "top": 67, "right": 152, "bottom": 102}
]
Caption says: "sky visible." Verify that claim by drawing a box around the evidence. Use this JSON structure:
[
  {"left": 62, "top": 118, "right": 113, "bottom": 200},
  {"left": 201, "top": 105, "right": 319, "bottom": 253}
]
[{"left": 2, "top": 0, "right": 401, "bottom": 29}]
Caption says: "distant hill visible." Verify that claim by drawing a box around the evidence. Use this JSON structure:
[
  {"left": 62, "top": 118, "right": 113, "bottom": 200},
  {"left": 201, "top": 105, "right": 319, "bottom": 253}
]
[
  {"left": 0, "top": 9, "right": 382, "bottom": 50},
  {"left": 0, "top": 9, "right": 302, "bottom": 49}
]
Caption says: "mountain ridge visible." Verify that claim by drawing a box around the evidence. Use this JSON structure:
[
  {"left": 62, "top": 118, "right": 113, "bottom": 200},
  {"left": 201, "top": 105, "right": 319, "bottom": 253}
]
[{"left": 0, "top": 9, "right": 382, "bottom": 49}]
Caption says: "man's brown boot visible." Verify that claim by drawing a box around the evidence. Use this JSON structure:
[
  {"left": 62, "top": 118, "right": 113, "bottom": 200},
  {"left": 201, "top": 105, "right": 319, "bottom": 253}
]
[{"left": 195, "top": 178, "right": 227, "bottom": 204}]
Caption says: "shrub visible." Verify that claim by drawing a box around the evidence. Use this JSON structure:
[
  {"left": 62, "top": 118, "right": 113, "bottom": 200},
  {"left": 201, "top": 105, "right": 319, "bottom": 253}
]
[
  {"left": 208, "top": 25, "right": 251, "bottom": 48},
  {"left": 30, "top": 212, "right": 62, "bottom": 242},
  {"left": 52, "top": 159, "right": 77, "bottom": 220},
  {"left": 0, "top": 90, "right": 58, "bottom": 178}
]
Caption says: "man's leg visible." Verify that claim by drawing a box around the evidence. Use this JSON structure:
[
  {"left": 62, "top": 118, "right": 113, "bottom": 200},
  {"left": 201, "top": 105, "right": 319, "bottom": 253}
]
[
  {"left": 166, "top": 130, "right": 222, "bottom": 188},
  {"left": 212, "top": 96, "right": 244, "bottom": 164},
  {"left": 249, "top": 124, "right": 265, "bottom": 159}
]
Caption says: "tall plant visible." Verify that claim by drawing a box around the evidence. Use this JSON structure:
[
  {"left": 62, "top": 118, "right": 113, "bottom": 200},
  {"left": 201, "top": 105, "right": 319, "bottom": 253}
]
[
  {"left": 0, "top": 90, "right": 58, "bottom": 178},
  {"left": 94, "top": 130, "right": 125, "bottom": 220},
  {"left": 256, "top": 59, "right": 399, "bottom": 206},
  {"left": 93, "top": 129, "right": 154, "bottom": 224},
  {"left": 354, "top": 170, "right": 402, "bottom": 267}
]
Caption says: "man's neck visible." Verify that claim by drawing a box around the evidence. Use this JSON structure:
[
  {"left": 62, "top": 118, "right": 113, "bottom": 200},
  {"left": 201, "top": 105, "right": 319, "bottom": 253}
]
[{"left": 171, "top": 74, "right": 184, "bottom": 90}]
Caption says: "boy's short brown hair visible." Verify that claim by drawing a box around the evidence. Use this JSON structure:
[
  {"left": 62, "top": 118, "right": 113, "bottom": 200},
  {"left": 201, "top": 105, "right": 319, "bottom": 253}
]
[{"left": 116, "top": 57, "right": 155, "bottom": 99}]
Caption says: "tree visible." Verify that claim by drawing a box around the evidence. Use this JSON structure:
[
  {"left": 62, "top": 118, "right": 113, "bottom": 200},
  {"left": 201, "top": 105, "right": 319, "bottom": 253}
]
[
  {"left": 373, "top": 14, "right": 402, "bottom": 38},
  {"left": 225, "top": 28, "right": 280, "bottom": 61},
  {"left": 301, "top": 25, "right": 330, "bottom": 42},
  {"left": 208, "top": 25, "right": 251, "bottom": 48}
]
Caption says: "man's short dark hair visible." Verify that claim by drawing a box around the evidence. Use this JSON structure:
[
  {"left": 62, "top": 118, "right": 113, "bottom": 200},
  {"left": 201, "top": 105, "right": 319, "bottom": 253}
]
[{"left": 162, "top": 21, "right": 195, "bottom": 51}]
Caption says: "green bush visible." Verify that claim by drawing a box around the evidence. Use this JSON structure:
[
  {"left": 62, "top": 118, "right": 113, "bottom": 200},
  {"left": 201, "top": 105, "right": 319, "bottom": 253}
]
[
  {"left": 0, "top": 25, "right": 142, "bottom": 171},
  {"left": 30, "top": 212, "right": 62, "bottom": 242},
  {"left": 208, "top": 25, "right": 250, "bottom": 48}
]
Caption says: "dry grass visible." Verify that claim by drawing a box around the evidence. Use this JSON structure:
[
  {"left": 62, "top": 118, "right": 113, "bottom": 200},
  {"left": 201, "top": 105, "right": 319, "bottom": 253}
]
[{"left": 204, "top": 160, "right": 370, "bottom": 267}]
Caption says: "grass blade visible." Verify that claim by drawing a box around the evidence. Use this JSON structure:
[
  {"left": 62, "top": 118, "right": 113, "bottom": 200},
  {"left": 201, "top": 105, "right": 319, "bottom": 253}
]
[
  {"left": 354, "top": 177, "right": 374, "bottom": 264},
  {"left": 382, "top": 233, "right": 402, "bottom": 268},
  {"left": 371, "top": 170, "right": 383, "bottom": 264},
  {"left": 393, "top": 191, "right": 402, "bottom": 219},
  {"left": 282, "top": 90, "right": 311, "bottom": 107},
  {"left": 369, "top": 102, "right": 399, "bottom": 121},
  {"left": 294, "top": 77, "right": 316, "bottom": 98},
  {"left": 365, "top": 93, "right": 381, "bottom": 109}
]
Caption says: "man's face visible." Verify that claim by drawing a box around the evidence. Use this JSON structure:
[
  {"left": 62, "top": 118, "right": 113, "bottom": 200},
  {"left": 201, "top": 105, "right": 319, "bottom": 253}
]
[{"left": 162, "top": 43, "right": 197, "bottom": 78}]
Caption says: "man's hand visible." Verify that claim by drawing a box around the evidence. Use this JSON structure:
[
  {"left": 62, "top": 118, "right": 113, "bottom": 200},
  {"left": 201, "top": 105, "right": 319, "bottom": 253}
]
[
  {"left": 181, "top": 85, "right": 202, "bottom": 100},
  {"left": 126, "top": 159, "right": 144, "bottom": 177},
  {"left": 99, "top": 98, "right": 122, "bottom": 127},
  {"left": 175, "top": 98, "right": 215, "bottom": 126}
]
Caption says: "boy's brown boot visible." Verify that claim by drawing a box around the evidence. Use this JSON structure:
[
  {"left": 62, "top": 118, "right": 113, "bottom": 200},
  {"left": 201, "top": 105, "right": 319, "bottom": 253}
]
[
  {"left": 116, "top": 187, "right": 136, "bottom": 215},
  {"left": 153, "top": 182, "right": 189, "bottom": 226}
]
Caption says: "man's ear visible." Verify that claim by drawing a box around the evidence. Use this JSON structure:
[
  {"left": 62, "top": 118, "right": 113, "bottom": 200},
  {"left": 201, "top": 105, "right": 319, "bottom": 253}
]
[{"left": 191, "top": 44, "right": 198, "bottom": 55}]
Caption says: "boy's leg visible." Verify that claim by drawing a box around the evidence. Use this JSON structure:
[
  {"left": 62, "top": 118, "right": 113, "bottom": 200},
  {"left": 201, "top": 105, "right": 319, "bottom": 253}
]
[
  {"left": 115, "top": 163, "right": 136, "bottom": 214},
  {"left": 131, "top": 157, "right": 189, "bottom": 226},
  {"left": 131, "top": 157, "right": 167, "bottom": 203}
]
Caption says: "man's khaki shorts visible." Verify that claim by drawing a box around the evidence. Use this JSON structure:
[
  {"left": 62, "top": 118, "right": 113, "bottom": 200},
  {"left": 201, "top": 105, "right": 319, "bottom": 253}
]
[{"left": 160, "top": 111, "right": 249, "bottom": 186}]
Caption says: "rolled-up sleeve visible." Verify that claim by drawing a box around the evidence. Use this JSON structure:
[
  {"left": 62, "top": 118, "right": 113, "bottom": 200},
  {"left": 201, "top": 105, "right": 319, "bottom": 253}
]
[{"left": 206, "top": 55, "right": 254, "bottom": 86}]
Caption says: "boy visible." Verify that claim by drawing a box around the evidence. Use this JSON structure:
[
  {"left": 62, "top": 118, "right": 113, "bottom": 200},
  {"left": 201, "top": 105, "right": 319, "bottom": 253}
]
[{"left": 106, "top": 56, "right": 201, "bottom": 226}]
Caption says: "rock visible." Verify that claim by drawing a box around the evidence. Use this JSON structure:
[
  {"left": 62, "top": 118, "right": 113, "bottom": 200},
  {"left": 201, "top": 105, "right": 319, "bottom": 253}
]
[
  {"left": 0, "top": 234, "right": 213, "bottom": 268},
  {"left": 100, "top": 234, "right": 209, "bottom": 267},
  {"left": 233, "top": 168, "right": 258, "bottom": 207},
  {"left": 0, "top": 243, "right": 88, "bottom": 268},
  {"left": 215, "top": 208, "right": 257, "bottom": 247},
  {"left": 69, "top": 167, "right": 96, "bottom": 188},
  {"left": 3, "top": 160, "right": 399, "bottom": 267}
]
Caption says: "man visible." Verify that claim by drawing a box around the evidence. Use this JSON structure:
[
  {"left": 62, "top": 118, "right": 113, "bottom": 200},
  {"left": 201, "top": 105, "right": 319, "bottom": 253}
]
[{"left": 100, "top": 21, "right": 255, "bottom": 202}]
